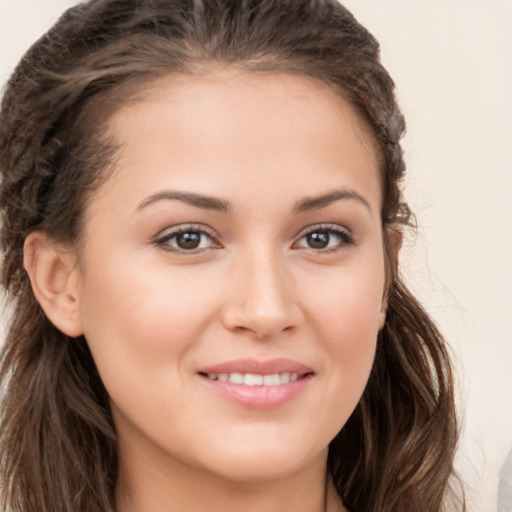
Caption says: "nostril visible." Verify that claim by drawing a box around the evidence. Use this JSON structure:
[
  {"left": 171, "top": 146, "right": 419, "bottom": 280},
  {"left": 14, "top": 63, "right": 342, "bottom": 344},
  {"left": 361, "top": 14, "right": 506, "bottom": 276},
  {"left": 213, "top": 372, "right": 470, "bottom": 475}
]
[{"left": 253, "top": 326, "right": 296, "bottom": 342}]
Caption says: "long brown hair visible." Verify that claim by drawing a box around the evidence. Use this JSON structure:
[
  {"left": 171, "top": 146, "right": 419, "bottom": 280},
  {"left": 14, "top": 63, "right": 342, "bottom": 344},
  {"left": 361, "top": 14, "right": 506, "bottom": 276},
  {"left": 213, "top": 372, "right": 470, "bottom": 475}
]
[{"left": 0, "top": 1, "right": 463, "bottom": 510}]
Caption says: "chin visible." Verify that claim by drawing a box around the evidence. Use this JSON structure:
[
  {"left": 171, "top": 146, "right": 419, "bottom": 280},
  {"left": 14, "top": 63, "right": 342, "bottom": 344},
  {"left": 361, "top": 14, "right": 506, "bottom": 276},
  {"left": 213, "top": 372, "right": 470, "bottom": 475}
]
[{"left": 195, "top": 437, "right": 328, "bottom": 484}]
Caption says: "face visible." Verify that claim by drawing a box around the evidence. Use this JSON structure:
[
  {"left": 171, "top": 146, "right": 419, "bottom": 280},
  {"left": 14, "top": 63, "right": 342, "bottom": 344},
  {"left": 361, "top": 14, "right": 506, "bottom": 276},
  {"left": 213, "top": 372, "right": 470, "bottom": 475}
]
[{"left": 74, "top": 71, "right": 386, "bottom": 485}]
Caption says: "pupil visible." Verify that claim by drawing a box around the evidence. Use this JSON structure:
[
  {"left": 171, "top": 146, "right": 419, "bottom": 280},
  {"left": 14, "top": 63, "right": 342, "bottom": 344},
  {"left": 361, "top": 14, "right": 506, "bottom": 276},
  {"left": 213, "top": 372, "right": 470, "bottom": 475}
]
[
  {"left": 307, "top": 232, "right": 329, "bottom": 249},
  {"left": 176, "top": 232, "right": 201, "bottom": 249}
]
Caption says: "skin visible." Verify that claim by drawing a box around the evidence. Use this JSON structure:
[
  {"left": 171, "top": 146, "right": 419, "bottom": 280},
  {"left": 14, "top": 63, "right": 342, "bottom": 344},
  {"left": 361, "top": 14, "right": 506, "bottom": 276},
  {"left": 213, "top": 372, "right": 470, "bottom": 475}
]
[{"left": 26, "top": 70, "right": 390, "bottom": 512}]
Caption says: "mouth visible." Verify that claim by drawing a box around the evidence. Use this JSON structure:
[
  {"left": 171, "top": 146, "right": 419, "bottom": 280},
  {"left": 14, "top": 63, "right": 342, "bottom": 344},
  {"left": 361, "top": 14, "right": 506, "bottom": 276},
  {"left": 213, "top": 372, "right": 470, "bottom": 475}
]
[
  {"left": 197, "top": 358, "right": 314, "bottom": 408},
  {"left": 198, "top": 371, "right": 312, "bottom": 386},
  {"left": 197, "top": 358, "right": 314, "bottom": 385}
]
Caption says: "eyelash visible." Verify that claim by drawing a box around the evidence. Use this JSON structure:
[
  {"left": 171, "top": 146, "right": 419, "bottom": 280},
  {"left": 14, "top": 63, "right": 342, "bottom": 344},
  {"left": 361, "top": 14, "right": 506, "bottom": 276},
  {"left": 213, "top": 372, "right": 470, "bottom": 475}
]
[
  {"left": 154, "top": 224, "right": 219, "bottom": 253},
  {"left": 153, "top": 223, "right": 355, "bottom": 254},
  {"left": 293, "top": 224, "right": 355, "bottom": 253}
]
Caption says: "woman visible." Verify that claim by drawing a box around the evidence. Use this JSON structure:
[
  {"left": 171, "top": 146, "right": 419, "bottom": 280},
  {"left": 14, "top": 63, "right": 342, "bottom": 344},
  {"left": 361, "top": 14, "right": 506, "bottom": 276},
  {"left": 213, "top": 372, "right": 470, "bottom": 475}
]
[{"left": 0, "top": 1, "right": 463, "bottom": 511}]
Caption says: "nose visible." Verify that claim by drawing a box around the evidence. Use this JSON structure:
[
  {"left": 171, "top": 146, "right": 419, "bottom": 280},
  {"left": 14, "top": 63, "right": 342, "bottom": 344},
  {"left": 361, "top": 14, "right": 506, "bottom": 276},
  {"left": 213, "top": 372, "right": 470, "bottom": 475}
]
[{"left": 221, "top": 248, "right": 302, "bottom": 340}]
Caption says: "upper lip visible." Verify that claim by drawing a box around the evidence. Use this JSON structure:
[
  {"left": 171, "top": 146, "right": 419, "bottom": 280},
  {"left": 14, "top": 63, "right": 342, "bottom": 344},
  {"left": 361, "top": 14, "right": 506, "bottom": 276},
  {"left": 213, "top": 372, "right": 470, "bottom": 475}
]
[{"left": 198, "top": 358, "right": 313, "bottom": 376}]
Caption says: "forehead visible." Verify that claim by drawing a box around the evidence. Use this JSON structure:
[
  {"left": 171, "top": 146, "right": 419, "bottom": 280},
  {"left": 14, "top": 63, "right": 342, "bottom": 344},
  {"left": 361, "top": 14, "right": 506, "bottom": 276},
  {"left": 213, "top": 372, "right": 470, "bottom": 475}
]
[
  {"left": 94, "top": 70, "right": 382, "bottom": 214},
  {"left": 108, "top": 70, "right": 379, "bottom": 156}
]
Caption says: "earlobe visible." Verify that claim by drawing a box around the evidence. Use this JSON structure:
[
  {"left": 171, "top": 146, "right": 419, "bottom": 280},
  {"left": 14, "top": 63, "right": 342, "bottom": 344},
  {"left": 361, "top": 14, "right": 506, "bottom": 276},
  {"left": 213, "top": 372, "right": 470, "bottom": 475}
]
[
  {"left": 379, "top": 225, "right": 403, "bottom": 330},
  {"left": 388, "top": 226, "right": 403, "bottom": 265},
  {"left": 23, "top": 231, "right": 84, "bottom": 337},
  {"left": 378, "top": 308, "right": 387, "bottom": 331}
]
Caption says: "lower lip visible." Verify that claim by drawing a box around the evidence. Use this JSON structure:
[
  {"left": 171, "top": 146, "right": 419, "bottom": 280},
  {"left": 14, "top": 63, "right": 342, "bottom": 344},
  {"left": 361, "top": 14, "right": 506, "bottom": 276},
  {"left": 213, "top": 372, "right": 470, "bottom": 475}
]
[{"left": 199, "top": 375, "right": 312, "bottom": 409}]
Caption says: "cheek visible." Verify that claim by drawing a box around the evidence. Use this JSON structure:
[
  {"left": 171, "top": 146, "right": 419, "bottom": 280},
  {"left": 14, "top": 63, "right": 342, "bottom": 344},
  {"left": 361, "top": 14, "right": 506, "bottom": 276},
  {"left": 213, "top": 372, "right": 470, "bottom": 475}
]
[
  {"left": 77, "top": 257, "right": 219, "bottom": 393},
  {"left": 324, "top": 288, "right": 380, "bottom": 379},
  {"left": 303, "top": 258, "right": 385, "bottom": 388},
  {"left": 283, "top": 263, "right": 384, "bottom": 449},
  {"left": 307, "top": 255, "right": 385, "bottom": 335}
]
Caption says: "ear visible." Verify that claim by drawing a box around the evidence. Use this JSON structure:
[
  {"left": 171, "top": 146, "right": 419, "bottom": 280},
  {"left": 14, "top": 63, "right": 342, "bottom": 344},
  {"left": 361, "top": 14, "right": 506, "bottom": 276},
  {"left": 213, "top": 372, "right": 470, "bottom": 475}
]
[
  {"left": 386, "top": 225, "right": 403, "bottom": 275},
  {"left": 379, "top": 225, "right": 403, "bottom": 329},
  {"left": 23, "top": 231, "right": 84, "bottom": 337}
]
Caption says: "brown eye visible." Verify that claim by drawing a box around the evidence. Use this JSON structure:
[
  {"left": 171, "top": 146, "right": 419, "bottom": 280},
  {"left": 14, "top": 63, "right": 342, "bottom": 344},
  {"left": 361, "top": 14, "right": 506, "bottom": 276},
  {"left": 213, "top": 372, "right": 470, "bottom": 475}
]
[
  {"left": 294, "top": 225, "right": 355, "bottom": 252},
  {"left": 175, "top": 232, "right": 202, "bottom": 250},
  {"left": 155, "top": 227, "right": 219, "bottom": 253},
  {"left": 306, "top": 231, "right": 330, "bottom": 249}
]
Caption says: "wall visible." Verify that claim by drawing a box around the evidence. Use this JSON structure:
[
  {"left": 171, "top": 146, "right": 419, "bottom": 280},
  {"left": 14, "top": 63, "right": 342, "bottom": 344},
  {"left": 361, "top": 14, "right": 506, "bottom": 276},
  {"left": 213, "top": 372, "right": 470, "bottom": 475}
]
[{"left": 1, "top": 1, "right": 511, "bottom": 510}]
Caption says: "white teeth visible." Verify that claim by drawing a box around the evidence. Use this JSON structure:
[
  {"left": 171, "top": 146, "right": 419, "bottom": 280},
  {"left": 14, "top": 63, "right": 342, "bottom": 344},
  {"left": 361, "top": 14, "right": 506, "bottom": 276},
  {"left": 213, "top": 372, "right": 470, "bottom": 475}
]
[
  {"left": 263, "top": 374, "right": 280, "bottom": 386},
  {"left": 228, "top": 372, "right": 244, "bottom": 384},
  {"left": 244, "top": 373, "right": 263, "bottom": 386},
  {"left": 205, "top": 371, "right": 303, "bottom": 386}
]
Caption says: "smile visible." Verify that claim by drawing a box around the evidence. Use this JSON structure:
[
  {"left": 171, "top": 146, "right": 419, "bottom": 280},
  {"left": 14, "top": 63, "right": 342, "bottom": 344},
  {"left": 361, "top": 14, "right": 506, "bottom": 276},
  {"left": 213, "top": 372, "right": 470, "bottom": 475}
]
[
  {"left": 204, "top": 372, "right": 300, "bottom": 386},
  {"left": 197, "top": 359, "right": 314, "bottom": 408}
]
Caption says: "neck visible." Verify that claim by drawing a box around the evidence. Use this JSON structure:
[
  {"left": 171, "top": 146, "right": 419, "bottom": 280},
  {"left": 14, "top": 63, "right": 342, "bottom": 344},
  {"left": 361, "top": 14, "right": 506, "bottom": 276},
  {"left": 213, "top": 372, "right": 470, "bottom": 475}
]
[{"left": 116, "top": 446, "right": 345, "bottom": 512}]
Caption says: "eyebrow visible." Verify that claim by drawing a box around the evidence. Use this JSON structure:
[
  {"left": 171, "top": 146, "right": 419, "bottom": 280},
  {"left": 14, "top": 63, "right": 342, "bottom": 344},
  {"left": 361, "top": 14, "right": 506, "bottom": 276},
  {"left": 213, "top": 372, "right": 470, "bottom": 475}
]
[
  {"left": 136, "top": 187, "right": 371, "bottom": 215},
  {"left": 293, "top": 188, "right": 371, "bottom": 214},
  {"left": 136, "top": 191, "right": 230, "bottom": 212}
]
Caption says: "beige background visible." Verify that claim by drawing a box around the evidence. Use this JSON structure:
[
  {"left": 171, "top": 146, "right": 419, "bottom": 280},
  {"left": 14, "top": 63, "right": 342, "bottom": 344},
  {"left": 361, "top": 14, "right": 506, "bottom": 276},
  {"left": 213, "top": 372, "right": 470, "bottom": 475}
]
[{"left": 1, "top": 1, "right": 511, "bottom": 510}]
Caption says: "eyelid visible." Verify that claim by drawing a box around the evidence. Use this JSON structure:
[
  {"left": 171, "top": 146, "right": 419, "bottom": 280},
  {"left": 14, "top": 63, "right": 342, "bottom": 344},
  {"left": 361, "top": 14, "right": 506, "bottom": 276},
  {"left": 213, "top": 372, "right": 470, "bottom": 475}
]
[
  {"left": 292, "top": 223, "right": 355, "bottom": 251},
  {"left": 152, "top": 222, "right": 355, "bottom": 254},
  {"left": 153, "top": 223, "right": 222, "bottom": 252}
]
